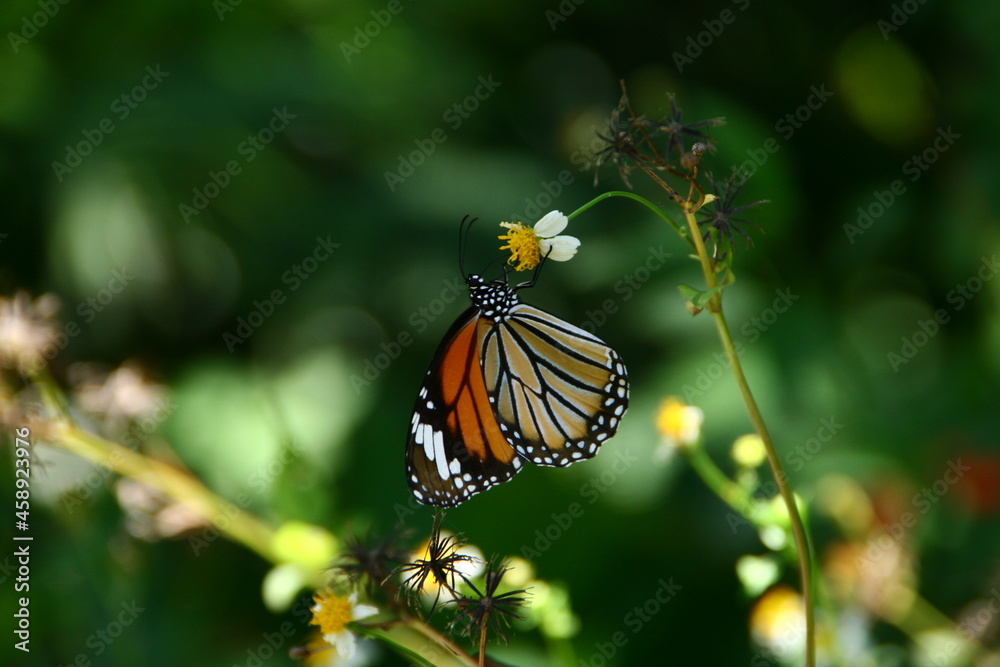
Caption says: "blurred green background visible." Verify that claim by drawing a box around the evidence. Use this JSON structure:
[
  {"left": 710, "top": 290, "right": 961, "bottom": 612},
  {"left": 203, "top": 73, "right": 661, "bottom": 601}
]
[{"left": 2, "top": 0, "right": 999, "bottom": 665}]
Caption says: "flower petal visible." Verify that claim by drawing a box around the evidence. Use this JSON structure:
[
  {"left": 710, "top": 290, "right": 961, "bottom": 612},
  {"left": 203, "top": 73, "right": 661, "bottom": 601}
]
[
  {"left": 533, "top": 211, "right": 568, "bottom": 238},
  {"left": 539, "top": 235, "right": 580, "bottom": 262},
  {"left": 332, "top": 629, "right": 357, "bottom": 659},
  {"left": 352, "top": 603, "right": 379, "bottom": 621}
]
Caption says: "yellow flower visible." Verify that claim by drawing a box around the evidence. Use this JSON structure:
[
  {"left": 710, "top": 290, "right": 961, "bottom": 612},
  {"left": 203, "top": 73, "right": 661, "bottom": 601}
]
[
  {"left": 749, "top": 585, "right": 805, "bottom": 659},
  {"left": 499, "top": 211, "right": 580, "bottom": 271},
  {"left": 731, "top": 434, "right": 767, "bottom": 468},
  {"left": 406, "top": 533, "right": 483, "bottom": 601},
  {"left": 654, "top": 397, "right": 704, "bottom": 452},
  {"left": 309, "top": 590, "right": 377, "bottom": 660}
]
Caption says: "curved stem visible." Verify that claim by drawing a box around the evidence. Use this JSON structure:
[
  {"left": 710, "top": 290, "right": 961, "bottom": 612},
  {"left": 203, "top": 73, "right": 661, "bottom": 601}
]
[
  {"left": 358, "top": 618, "right": 478, "bottom": 667},
  {"left": 52, "top": 419, "right": 279, "bottom": 562},
  {"left": 571, "top": 188, "right": 815, "bottom": 665},
  {"left": 566, "top": 191, "right": 689, "bottom": 245},
  {"left": 405, "top": 617, "right": 480, "bottom": 667},
  {"left": 682, "top": 209, "right": 815, "bottom": 667},
  {"left": 684, "top": 442, "right": 757, "bottom": 518}
]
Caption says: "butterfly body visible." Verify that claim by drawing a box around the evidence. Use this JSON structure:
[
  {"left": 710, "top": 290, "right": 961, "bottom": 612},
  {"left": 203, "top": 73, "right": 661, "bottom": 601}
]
[{"left": 406, "top": 272, "right": 628, "bottom": 507}]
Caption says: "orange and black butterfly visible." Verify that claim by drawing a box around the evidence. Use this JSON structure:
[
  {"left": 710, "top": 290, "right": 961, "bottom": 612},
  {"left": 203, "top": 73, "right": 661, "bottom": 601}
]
[{"left": 406, "top": 217, "right": 629, "bottom": 507}]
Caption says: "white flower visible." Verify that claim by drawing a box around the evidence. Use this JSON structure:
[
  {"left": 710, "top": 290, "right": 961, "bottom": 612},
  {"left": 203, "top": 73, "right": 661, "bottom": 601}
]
[
  {"left": 0, "top": 291, "right": 60, "bottom": 374},
  {"left": 533, "top": 211, "right": 580, "bottom": 262},
  {"left": 499, "top": 210, "right": 580, "bottom": 271},
  {"left": 654, "top": 397, "right": 704, "bottom": 461},
  {"left": 310, "top": 591, "right": 378, "bottom": 660}
]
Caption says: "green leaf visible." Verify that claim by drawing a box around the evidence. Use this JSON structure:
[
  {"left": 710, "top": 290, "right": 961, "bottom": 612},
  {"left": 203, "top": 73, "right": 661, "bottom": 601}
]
[
  {"left": 718, "top": 266, "right": 736, "bottom": 286},
  {"left": 359, "top": 623, "right": 472, "bottom": 667},
  {"left": 678, "top": 284, "right": 725, "bottom": 311}
]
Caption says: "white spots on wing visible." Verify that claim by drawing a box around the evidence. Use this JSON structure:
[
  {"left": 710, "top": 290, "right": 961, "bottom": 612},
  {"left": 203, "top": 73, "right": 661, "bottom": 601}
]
[
  {"left": 449, "top": 458, "right": 461, "bottom": 475},
  {"left": 422, "top": 425, "right": 435, "bottom": 460},
  {"left": 433, "top": 430, "right": 449, "bottom": 480}
]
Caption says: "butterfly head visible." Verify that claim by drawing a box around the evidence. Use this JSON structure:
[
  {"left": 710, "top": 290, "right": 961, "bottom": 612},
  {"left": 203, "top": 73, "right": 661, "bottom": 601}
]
[{"left": 466, "top": 274, "right": 519, "bottom": 319}]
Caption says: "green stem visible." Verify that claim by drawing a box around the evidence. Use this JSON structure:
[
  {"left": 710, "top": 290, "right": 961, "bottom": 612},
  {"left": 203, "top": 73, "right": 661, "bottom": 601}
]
[
  {"left": 358, "top": 620, "right": 477, "bottom": 667},
  {"left": 681, "top": 208, "right": 815, "bottom": 667},
  {"left": 30, "top": 373, "right": 280, "bottom": 564},
  {"left": 571, "top": 188, "right": 816, "bottom": 665},
  {"left": 54, "top": 419, "right": 280, "bottom": 563},
  {"left": 684, "top": 443, "right": 756, "bottom": 519},
  {"left": 566, "top": 191, "right": 690, "bottom": 246}
]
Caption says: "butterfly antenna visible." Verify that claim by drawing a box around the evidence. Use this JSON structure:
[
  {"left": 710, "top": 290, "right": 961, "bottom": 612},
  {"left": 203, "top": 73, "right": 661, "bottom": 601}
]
[{"left": 459, "top": 215, "right": 477, "bottom": 278}]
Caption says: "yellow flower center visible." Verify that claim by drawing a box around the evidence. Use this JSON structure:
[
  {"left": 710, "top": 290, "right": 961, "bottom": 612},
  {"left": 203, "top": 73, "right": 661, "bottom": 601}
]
[
  {"left": 310, "top": 590, "right": 353, "bottom": 636},
  {"left": 498, "top": 222, "right": 541, "bottom": 272},
  {"left": 655, "top": 397, "right": 701, "bottom": 445}
]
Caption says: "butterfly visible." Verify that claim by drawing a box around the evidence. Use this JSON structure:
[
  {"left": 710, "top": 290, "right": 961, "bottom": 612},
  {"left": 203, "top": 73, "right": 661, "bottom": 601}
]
[{"left": 405, "top": 216, "right": 629, "bottom": 507}]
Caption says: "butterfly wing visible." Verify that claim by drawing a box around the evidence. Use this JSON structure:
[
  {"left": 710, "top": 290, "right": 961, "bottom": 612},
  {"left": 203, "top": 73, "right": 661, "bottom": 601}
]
[
  {"left": 479, "top": 303, "right": 629, "bottom": 467},
  {"left": 406, "top": 307, "right": 523, "bottom": 507}
]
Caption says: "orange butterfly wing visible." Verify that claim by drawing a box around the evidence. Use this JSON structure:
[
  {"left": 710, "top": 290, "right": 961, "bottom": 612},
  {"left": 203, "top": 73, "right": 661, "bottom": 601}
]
[{"left": 406, "top": 309, "right": 522, "bottom": 507}]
